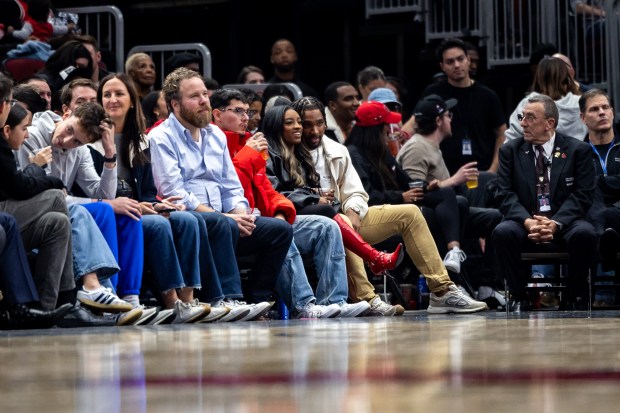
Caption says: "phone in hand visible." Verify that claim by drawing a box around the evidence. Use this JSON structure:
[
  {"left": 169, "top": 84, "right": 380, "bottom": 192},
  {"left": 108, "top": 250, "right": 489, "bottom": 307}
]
[{"left": 158, "top": 208, "right": 176, "bottom": 214}]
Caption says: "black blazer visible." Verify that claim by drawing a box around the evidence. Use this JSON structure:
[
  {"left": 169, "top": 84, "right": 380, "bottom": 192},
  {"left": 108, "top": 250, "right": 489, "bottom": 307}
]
[
  {"left": 495, "top": 132, "right": 595, "bottom": 227},
  {"left": 0, "top": 138, "right": 64, "bottom": 201}
]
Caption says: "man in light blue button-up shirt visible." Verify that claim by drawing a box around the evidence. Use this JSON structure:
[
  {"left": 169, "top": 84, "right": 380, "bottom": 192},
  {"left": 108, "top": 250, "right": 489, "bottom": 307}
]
[{"left": 149, "top": 68, "right": 293, "bottom": 304}]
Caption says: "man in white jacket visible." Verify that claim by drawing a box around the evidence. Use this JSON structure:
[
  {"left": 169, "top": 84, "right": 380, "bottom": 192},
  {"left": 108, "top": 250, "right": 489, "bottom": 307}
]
[{"left": 292, "top": 97, "right": 488, "bottom": 314}]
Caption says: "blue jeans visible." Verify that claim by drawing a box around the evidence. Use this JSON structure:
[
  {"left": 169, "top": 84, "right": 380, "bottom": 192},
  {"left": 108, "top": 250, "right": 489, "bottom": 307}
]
[
  {"left": 277, "top": 215, "right": 348, "bottom": 310},
  {"left": 190, "top": 211, "right": 244, "bottom": 302},
  {"left": 142, "top": 212, "right": 201, "bottom": 292},
  {"left": 82, "top": 202, "right": 144, "bottom": 296},
  {"left": 68, "top": 204, "right": 119, "bottom": 281}
]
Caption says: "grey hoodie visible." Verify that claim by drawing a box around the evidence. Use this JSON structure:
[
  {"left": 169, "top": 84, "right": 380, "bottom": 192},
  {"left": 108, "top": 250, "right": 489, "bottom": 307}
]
[{"left": 17, "top": 111, "right": 117, "bottom": 204}]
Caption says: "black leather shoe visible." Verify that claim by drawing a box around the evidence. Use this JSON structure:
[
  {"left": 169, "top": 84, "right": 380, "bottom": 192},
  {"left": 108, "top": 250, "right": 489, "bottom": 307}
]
[
  {"left": 56, "top": 302, "right": 117, "bottom": 328},
  {"left": 0, "top": 303, "right": 73, "bottom": 330},
  {"left": 599, "top": 228, "right": 620, "bottom": 272}
]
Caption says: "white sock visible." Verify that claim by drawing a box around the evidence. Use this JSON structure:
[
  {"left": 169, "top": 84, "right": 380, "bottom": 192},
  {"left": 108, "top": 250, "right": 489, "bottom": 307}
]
[{"left": 122, "top": 295, "right": 140, "bottom": 308}]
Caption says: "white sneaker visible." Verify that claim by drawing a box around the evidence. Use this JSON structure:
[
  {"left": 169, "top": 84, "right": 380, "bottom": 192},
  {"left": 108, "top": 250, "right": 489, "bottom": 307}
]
[
  {"left": 214, "top": 299, "right": 252, "bottom": 322},
  {"left": 427, "top": 284, "right": 488, "bottom": 314},
  {"left": 293, "top": 302, "right": 341, "bottom": 319},
  {"left": 316, "top": 303, "right": 342, "bottom": 318},
  {"left": 171, "top": 300, "right": 210, "bottom": 324},
  {"left": 77, "top": 287, "right": 133, "bottom": 313},
  {"left": 132, "top": 305, "right": 159, "bottom": 325},
  {"left": 115, "top": 307, "right": 143, "bottom": 325},
  {"left": 239, "top": 301, "right": 273, "bottom": 321},
  {"left": 338, "top": 301, "right": 371, "bottom": 317},
  {"left": 443, "top": 246, "right": 466, "bottom": 273},
  {"left": 148, "top": 308, "right": 176, "bottom": 325},
  {"left": 367, "top": 296, "right": 404, "bottom": 316},
  {"left": 294, "top": 302, "right": 323, "bottom": 319},
  {"left": 199, "top": 303, "right": 231, "bottom": 322}
]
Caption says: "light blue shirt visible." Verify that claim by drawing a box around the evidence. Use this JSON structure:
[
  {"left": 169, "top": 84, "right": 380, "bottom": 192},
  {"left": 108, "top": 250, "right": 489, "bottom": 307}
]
[{"left": 148, "top": 113, "right": 248, "bottom": 212}]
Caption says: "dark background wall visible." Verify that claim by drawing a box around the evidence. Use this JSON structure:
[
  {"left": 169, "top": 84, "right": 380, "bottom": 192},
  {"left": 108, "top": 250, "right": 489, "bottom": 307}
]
[{"left": 54, "top": 0, "right": 531, "bottom": 118}]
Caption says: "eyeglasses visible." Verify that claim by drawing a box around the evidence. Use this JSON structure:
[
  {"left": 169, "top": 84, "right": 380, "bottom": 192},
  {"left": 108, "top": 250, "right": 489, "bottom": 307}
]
[
  {"left": 3, "top": 99, "right": 17, "bottom": 107},
  {"left": 517, "top": 113, "right": 538, "bottom": 123},
  {"left": 220, "top": 107, "right": 257, "bottom": 118}
]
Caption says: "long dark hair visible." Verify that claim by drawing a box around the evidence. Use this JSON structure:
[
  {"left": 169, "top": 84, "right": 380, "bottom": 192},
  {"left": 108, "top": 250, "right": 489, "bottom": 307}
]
[
  {"left": 346, "top": 123, "right": 399, "bottom": 189},
  {"left": 97, "top": 73, "right": 148, "bottom": 166},
  {"left": 260, "top": 104, "right": 320, "bottom": 188},
  {"left": 4, "top": 103, "right": 29, "bottom": 130}
]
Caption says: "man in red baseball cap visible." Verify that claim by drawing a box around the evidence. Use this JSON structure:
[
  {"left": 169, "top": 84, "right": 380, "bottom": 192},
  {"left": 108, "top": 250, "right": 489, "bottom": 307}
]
[{"left": 292, "top": 96, "right": 488, "bottom": 314}]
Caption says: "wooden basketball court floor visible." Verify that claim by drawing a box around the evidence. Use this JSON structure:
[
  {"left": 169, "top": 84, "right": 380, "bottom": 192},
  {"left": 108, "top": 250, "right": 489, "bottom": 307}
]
[{"left": 2, "top": 309, "right": 620, "bottom": 413}]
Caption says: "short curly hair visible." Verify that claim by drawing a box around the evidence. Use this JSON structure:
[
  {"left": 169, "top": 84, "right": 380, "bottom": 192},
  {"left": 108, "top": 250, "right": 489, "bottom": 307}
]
[{"left": 162, "top": 67, "right": 204, "bottom": 114}]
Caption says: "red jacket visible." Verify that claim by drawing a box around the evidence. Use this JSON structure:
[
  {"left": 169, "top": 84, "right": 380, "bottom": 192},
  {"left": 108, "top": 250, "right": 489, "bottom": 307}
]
[{"left": 224, "top": 129, "right": 296, "bottom": 224}]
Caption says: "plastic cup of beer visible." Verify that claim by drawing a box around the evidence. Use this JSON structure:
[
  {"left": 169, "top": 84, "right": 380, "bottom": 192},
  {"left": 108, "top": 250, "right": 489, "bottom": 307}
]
[
  {"left": 260, "top": 149, "right": 269, "bottom": 160},
  {"left": 387, "top": 124, "right": 399, "bottom": 157},
  {"left": 466, "top": 175, "right": 478, "bottom": 189},
  {"left": 409, "top": 180, "right": 424, "bottom": 190}
]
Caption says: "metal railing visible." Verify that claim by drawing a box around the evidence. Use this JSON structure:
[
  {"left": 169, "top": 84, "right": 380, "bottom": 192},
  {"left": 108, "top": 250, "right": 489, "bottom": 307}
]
[
  {"left": 127, "top": 43, "right": 212, "bottom": 89},
  {"left": 222, "top": 83, "right": 303, "bottom": 100},
  {"left": 365, "top": 0, "right": 620, "bottom": 117},
  {"left": 365, "top": 0, "right": 422, "bottom": 18},
  {"left": 57, "top": 6, "right": 124, "bottom": 73},
  {"left": 424, "top": 0, "right": 483, "bottom": 40}
]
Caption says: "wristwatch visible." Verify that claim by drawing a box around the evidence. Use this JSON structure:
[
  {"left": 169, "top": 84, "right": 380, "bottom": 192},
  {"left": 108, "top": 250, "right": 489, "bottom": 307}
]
[
  {"left": 103, "top": 153, "right": 117, "bottom": 163},
  {"left": 349, "top": 205, "right": 361, "bottom": 215}
]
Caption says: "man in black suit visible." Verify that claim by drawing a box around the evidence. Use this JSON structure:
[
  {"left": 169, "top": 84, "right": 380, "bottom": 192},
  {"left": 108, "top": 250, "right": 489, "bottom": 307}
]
[{"left": 492, "top": 94, "right": 597, "bottom": 310}]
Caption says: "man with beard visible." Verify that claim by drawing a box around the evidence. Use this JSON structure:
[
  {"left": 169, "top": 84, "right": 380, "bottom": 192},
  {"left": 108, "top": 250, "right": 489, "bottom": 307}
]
[
  {"left": 292, "top": 96, "right": 488, "bottom": 314},
  {"left": 149, "top": 68, "right": 293, "bottom": 307},
  {"left": 268, "top": 38, "right": 318, "bottom": 98},
  {"left": 323, "top": 81, "right": 361, "bottom": 144},
  {"left": 493, "top": 94, "right": 596, "bottom": 311}
]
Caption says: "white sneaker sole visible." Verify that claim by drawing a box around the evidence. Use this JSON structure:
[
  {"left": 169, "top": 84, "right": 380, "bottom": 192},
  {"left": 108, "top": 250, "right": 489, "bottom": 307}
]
[
  {"left": 217, "top": 306, "right": 251, "bottom": 322},
  {"left": 338, "top": 302, "right": 371, "bottom": 318},
  {"left": 148, "top": 309, "right": 176, "bottom": 325},
  {"left": 132, "top": 307, "right": 158, "bottom": 325},
  {"left": 200, "top": 306, "right": 231, "bottom": 322},
  {"left": 426, "top": 303, "right": 488, "bottom": 314},
  {"left": 240, "top": 302, "right": 273, "bottom": 321}
]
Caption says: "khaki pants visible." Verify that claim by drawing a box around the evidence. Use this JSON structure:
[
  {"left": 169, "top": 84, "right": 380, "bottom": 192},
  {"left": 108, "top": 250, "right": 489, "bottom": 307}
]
[{"left": 344, "top": 204, "right": 453, "bottom": 302}]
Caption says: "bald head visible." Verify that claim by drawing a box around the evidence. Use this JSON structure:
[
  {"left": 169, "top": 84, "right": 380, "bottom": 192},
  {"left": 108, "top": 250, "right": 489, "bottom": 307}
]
[{"left": 552, "top": 53, "right": 575, "bottom": 79}]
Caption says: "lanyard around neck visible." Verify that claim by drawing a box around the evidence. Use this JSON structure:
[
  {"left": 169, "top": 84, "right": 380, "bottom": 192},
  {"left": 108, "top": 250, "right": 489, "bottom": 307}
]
[{"left": 589, "top": 141, "right": 611, "bottom": 176}]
